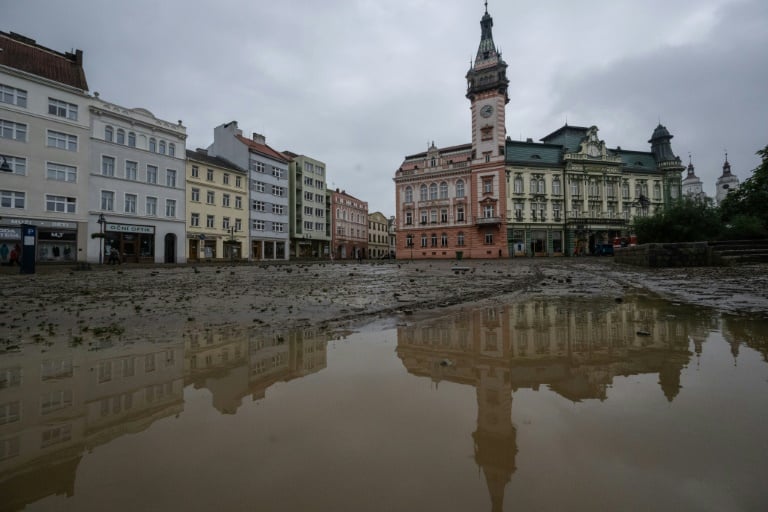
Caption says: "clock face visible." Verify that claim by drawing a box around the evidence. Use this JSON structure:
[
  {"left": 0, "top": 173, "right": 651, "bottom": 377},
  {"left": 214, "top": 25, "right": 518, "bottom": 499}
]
[{"left": 480, "top": 104, "right": 494, "bottom": 118}]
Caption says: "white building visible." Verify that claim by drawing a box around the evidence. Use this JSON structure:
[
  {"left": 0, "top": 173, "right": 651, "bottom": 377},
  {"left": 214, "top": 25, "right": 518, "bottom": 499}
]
[
  {"left": 715, "top": 154, "right": 740, "bottom": 205},
  {"left": 87, "top": 98, "right": 187, "bottom": 263},
  {"left": 208, "top": 121, "right": 289, "bottom": 260},
  {"left": 1, "top": 31, "right": 91, "bottom": 264}
]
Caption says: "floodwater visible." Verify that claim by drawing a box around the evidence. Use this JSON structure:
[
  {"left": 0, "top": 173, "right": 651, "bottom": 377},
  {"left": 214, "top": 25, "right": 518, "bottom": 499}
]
[{"left": 2, "top": 293, "right": 768, "bottom": 512}]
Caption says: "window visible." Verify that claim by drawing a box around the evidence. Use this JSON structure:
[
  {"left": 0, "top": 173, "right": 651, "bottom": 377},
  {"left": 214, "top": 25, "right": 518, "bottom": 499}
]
[
  {"left": 440, "top": 209, "right": 448, "bottom": 223},
  {"left": 0, "top": 84, "right": 27, "bottom": 107},
  {"left": 105, "top": 126, "right": 114, "bottom": 142},
  {"left": 46, "top": 195, "right": 76, "bottom": 213},
  {"left": 190, "top": 213, "right": 200, "bottom": 227},
  {"left": 191, "top": 166, "right": 199, "bottom": 178},
  {"left": 514, "top": 176, "right": 523, "bottom": 194},
  {"left": 304, "top": 220, "right": 313, "bottom": 231},
  {"left": 206, "top": 168, "right": 214, "bottom": 181},
  {"left": 315, "top": 208, "right": 324, "bottom": 217},
  {"left": 653, "top": 183, "right": 661, "bottom": 200},
  {"left": 159, "top": 141, "right": 166, "bottom": 154},
  {"left": 272, "top": 185, "right": 285, "bottom": 197},
  {"left": 553, "top": 178, "right": 561, "bottom": 196},
  {"left": 404, "top": 186, "right": 413, "bottom": 203},
  {"left": 315, "top": 222, "right": 324, "bottom": 231},
  {"left": 315, "top": 193, "right": 324, "bottom": 202},
  {"left": 165, "top": 199, "right": 176, "bottom": 217},
  {"left": 483, "top": 178, "right": 493, "bottom": 194},
  {"left": 166, "top": 169, "right": 177, "bottom": 187},
  {"left": 116, "top": 129, "right": 125, "bottom": 145},
  {"left": 101, "top": 190, "right": 114, "bottom": 210},
  {"left": 272, "top": 167, "right": 284, "bottom": 179},
  {"left": 235, "top": 219, "right": 242, "bottom": 231},
  {"left": 47, "top": 130, "right": 76, "bottom": 151},
  {"left": 456, "top": 180, "right": 465, "bottom": 198},
  {"left": 48, "top": 98, "right": 78, "bottom": 120},
  {"left": 315, "top": 179, "right": 323, "bottom": 188},
  {"left": 457, "top": 206, "right": 465, "bottom": 222},
  {"left": 46, "top": 162, "right": 76, "bottom": 182},
  {"left": 125, "top": 161, "right": 137, "bottom": 180},
  {"left": 405, "top": 211, "right": 413, "bottom": 225},
  {"left": 252, "top": 200, "right": 265, "bottom": 212},
  {"left": 304, "top": 206, "right": 313, "bottom": 216},
  {"left": 457, "top": 232, "right": 465, "bottom": 246},
  {"left": 206, "top": 215, "right": 215, "bottom": 228},
  {"left": 430, "top": 210, "right": 438, "bottom": 223},
  {"left": 169, "top": 143, "right": 176, "bottom": 157},
  {"left": 146, "top": 197, "right": 157, "bottom": 216},
  {"left": 235, "top": 196, "right": 242, "bottom": 209},
  {"left": 149, "top": 138, "right": 157, "bottom": 152},
  {"left": 406, "top": 234, "right": 414, "bottom": 247},
  {"left": 101, "top": 156, "right": 115, "bottom": 176},
  {"left": 0, "top": 401, "right": 20, "bottom": 425},
  {"left": 420, "top": 185, "right": 428, "bottom": 201},
  {"left": 622, "top": 182, "right": 630, "bottom": 199},
  {"left": 429, "top": 183, "right": 438, "bottom": 200},
  {"left": 420, "top": 210, "right": 428, "bottom": 224},
  {"left": 206, "top": 191, "right": 215, "bottom": 205},
  {"left": 254, "top": 181, "right": 265, "bottom": 193},
  {"left": 538, "top": 179, "right": 546, "bottom": 194},
  {"left": 147, "top": 165, "right": 157, "bottom": 184},
  {"left": 236, "top": 176, "right": 242, "bottom": 188},
  {"left": 273, "top": 204, "right": 284, "bottom": 215},
  {"left": 441, "top": 233, "right": 448, "bottom": 247},
  {"left": 223, "top": 173, "right": 230, "bottom": 185},
  {"left": 439, "top": 182, "right": 448, "bottom": 199},
  {"left": 304, "top": 176, "right": 313, "bottom": 186},
  {"left": 571, "top": 181, "right": 580, "bottom": 196},
  {"left": 483, "top": 205, "right": 495, "bottom": 218},
  {"left": 128, "top": 132, "right": 136, "bottom": 147},
  {"left": 421, "top": 234, "right": 427, "bottom": 247},
  {"left": 253, "top": 220, "right": 265, "bottom": 231},
  {"left": 485, "top": 233, "right": 493, "bottom": 244},
  {"left": 252, "top": 161, "right": 265, "bottom": 173},
  {"left": 431, "top": 233, "right": 438, "bottom": 247},
  {"left": 1, "top": 120, "right": 27, "bottom": 141},
  {"left": 222, "top": 194, "right": 230, "bottom": 207},
  {"left": 273, "top": 223, "right": 285, "bottom": 233},
  {"left": 223, "top": 217, "right": 230, "bottom": 229},
  {"left": 124, "top": 193, "right": 137, "bottom": 214}
]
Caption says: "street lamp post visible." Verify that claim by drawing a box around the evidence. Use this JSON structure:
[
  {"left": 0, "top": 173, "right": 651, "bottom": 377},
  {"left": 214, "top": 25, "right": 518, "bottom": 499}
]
[{"left": 97, "top": 213, "right": 106, "bottom": 264}]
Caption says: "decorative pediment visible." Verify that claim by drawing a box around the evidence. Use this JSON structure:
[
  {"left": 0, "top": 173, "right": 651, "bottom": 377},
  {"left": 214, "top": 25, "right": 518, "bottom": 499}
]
[{"left": 578, "top": 126, "right": 606, "bottom": 158}]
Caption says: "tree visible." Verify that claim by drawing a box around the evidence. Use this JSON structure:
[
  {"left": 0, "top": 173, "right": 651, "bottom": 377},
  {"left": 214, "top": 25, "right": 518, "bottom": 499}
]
[
  {"left": 719, "top": 145, "right": 768, "bottom": 237},
  {"left": 634, "top": 197, "right": 722, "bottom": 243}
]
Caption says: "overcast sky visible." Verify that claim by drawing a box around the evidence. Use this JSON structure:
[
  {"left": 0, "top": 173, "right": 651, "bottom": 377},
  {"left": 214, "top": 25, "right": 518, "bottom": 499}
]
[{"left": 4, "top": 0, "right": 766, "bottom": 216}]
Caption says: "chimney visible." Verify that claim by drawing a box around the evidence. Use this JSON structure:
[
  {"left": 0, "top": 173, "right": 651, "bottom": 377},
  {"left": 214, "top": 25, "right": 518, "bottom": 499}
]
[
  {"left": 75, "top": 49, "right": 83, "bottom": 66},
  {"left": 252, "top": 133, "right": 266, "bottom": 145}
]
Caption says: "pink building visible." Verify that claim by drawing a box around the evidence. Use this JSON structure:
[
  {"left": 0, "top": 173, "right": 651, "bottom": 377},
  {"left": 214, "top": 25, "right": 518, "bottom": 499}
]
[{"left": 331, "top": 189, "right": 368, "bottom": 259}]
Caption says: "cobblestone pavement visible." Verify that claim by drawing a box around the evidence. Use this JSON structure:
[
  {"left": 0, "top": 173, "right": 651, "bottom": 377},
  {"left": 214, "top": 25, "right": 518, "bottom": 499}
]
[{"left": 1, "top": 258, "right": 766, "bottom": 348}]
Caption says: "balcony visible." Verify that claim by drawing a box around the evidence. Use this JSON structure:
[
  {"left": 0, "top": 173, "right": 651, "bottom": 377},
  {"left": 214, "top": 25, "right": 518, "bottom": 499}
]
[{"left": 476, "top": 216, "right": 502, "bottom": 226}]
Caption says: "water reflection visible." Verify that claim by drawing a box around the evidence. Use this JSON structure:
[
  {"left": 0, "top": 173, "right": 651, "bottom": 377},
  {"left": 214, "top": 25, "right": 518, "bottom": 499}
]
[
  {"left": 395, "top": 293, "right": 761, "bottom": 512},
  {"left": 0, "top": 327, "right": 328, "bottom": 511}
]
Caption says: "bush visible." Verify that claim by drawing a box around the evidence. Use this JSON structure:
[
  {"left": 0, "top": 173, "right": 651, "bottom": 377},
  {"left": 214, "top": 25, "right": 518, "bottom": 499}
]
[
  {"left": 720, "top": 215, "right": 768, "bottom": 240},
  {"left": 634, "top": 198, "right": 722, "bottom": 243}
]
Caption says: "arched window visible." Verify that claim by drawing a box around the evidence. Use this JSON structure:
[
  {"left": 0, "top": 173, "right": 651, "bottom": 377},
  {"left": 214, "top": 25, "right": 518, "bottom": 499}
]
[
  {"left": 430, "top": 233, "right": 438, "bottom": 247},
  {"left": 514, "top": 176, "right": 523, "bottom": 194},
  {"left": 105, "top": 126, "right": 114, "bottom": 142},
  {"left": 116, "top": 129, "right": 125, "bottom": 145},
  {"left": 456, "top": 180, "right": 465, "bottom": 198},
  {"left": 149, "top": 138, "right": 157, "bottom": 152},
  {"left": 404, "top": 186, "right": 413, "bottom": 203},
  {"left": 159, "top": 141, "right": 166, "bottom": 154},
  {"left": 406, "top": 234, "right": 413, "bottom": 247},
  {"left": 439, "top": 182, "right": 448, "bottom": 199},
  {"left": 653, "top": 183, "right": 661, "bottom": 200},
  {"left": 622, "top": 182, "right": 630, "bottom": 199},
  {"left": 538, "top": 179, "right": 546, "bottom": 194},
  {"left": 429, "top": 183, "right": 438, "bottom": 200},
  {"left": 419, "top": 185, "right": 428, "bottom": 201},
  {"left": 128, "top": 132, "right": 136, "bottom": 147},
  {"left": 441, "top": 233, "right": 448, "bottom": 247},
  {"left": 169, "top": 143, "right": 176, "bottom": 157}
]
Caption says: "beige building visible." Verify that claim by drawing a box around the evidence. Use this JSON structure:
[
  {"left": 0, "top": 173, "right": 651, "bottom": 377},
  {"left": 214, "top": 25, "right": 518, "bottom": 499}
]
[
  {"left": 185, "top": 149, "right": 249, "bottom": 261},
  {"left": 368, "top": 211, "right": 390, "bottom": 258}
]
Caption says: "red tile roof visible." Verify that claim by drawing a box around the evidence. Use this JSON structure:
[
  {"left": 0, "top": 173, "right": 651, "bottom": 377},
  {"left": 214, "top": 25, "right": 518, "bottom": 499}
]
[
  {"left": 235, "top": 135, "right": 289, "bottom": 163},
  {"left": 0, "top": 31, "right": 88, "bottom": 90}
]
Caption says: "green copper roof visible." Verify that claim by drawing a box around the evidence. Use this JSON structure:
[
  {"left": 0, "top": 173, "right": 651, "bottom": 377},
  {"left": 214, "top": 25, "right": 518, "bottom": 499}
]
[
  {"left": 539, "top": 125, "right": 589, "bottom": 153},
  {"left": 506, "top": 140, "right": 563, "bottom": 165},
  {"left": 613, "top": 150, "right": 659, "bottom": 172}
]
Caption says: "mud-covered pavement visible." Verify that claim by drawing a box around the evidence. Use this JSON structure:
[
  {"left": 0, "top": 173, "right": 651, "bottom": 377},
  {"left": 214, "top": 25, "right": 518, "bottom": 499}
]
[{"left": 1, "top": 259, "right": 766, "bottom": 349}]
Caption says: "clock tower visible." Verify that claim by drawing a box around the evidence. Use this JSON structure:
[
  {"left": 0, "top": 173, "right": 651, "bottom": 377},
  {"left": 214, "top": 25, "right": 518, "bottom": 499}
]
[{"left": 466, "top": 1, "right": 509, "bottom": 162}]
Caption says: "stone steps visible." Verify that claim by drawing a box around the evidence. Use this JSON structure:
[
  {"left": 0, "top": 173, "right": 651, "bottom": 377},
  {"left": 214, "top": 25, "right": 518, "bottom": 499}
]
[{"left": 710, "top": 239, "right": 768, "bottom": 265}]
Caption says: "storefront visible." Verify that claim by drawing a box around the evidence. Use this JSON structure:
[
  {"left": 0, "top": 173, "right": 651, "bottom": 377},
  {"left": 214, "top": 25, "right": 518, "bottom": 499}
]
[
  {"left": 104, "top": 222, "right": 155, "bottom": 263},
  {"left": 1, "top": 219, "right": 79, "bottom": 263}
]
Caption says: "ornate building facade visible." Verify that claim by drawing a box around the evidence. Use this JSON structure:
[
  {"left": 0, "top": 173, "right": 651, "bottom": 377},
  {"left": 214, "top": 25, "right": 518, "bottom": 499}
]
[{"left": 393, "top": 6, "right": 684, "bottom": 259}]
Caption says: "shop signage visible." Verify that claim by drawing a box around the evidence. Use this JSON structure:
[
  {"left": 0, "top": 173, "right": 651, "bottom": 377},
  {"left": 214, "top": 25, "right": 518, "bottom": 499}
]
[
  {"left": 39, "top": 231, "right": 77, "bottom": 241},
  {"left": 5, "top": 218, "right": 77, "bottom": 229},
  {"left": 106, "top": 223, "right": 155, "bottom": 234},
  {"left": 0, "top": 227, "right": 21, "bottom": 239}
]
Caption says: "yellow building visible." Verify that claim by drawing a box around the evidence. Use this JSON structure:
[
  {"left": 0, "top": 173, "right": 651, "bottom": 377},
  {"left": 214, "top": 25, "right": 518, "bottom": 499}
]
[
  {"left": 185, "top": 149, "right": 249, "bottom": 260},
  {"left": 368, "top": 211, "right": 390, "bottom": 258}
]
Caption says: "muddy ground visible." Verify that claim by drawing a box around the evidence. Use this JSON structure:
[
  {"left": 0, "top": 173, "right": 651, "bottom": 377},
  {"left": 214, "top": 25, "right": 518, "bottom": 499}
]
[{"left": 1, "top": 259, "right": 766, "bottom": 349}]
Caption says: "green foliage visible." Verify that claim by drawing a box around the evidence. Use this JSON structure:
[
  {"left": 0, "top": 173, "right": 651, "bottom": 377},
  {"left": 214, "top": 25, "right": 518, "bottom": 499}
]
[
  {"left": 721, "top": 214, "right": 768, "bottom": 240},
  {"left": 719, "top": 145, "right": 768, "bottom": 230},
  {"left": 634, "top": 197, "right": 722, "bottom": 243}
]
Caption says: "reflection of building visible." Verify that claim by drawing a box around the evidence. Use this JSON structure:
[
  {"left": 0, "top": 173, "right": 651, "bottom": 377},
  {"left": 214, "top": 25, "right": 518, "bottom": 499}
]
[
  {"left": 0, "top": 341, "right": 184, "bottom": 511},
  {"left": 396, "top": 295, "right": 697, "bottom": 511},
  {"left": 393, "top": 6, "right": 684, "bottom": 259},
  {"left": 185, "top": 149, "right": 249, "bottom": 261},
  {"left": 184, "top": 326, "right": 329, "bottom": 414}
]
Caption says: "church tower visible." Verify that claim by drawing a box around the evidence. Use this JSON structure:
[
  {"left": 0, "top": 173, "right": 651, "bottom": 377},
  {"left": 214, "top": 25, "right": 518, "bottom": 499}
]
[
  {"left": 715, "top": 153, "right": 740, "bottom": 204},
  {"left": 466, "top": 1, "right": 509, "bottom": 162},
  {"left": 464, "top": 1, "right": 509, "bottom": 258}
]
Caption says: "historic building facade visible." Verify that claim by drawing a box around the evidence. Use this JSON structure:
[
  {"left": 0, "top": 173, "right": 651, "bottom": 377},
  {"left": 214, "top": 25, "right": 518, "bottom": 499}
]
[
  {"left": 185, "top": 149, "right": 248, "bottom": 261},
  {"left": 367, "top": 211, "right": 389, "bottom": 258},
  {"left": 331, "top": 189, "right": 368, "bottom": 260},
  {"left": 207, "top": 121, "right": 290, "bottom": 260},
  {"left": 88, "top": 99, "right": 187, "bottom": 264},
  {"left": 0, "top": 31, "right": 91, "bottom": 264},
  {"left": 284, "top": 151, "right": 330, "bottom": 259},
  {"left": 393, "top": 6, "right": 684, "bottom": 259}
]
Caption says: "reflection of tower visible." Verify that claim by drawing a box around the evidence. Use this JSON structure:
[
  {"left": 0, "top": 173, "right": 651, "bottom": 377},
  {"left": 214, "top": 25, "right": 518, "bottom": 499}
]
[{"left": 473, "top": 365, "right": 517, "bottom": 512}]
